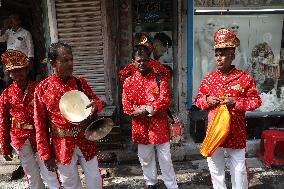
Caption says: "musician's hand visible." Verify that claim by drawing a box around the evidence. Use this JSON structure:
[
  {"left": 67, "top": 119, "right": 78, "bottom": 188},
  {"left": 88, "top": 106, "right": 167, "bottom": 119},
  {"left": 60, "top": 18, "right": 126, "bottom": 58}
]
[
  {"left": 72, "top": 101, "right": 98, "bottom": 127},
  {"left": 220, "top": 97, "right": 235, "bottom": 107},
  {"left": 3, "top": 153, "right": 13, "bottom": 161},
  {"left": 86, "top": 100, "right": 98, "bottom": 115},
  {"left": 207, "top": 96, "right": 221, "bottom": 107},
  {"left": 44, "top": 158, "right": 57, "bottom": 172},
  {"left": 132, "top": 105, "right": 149, "bottom": 117},
  {"left": 73, "top": 100, "right": 98, "bottom": 127}
]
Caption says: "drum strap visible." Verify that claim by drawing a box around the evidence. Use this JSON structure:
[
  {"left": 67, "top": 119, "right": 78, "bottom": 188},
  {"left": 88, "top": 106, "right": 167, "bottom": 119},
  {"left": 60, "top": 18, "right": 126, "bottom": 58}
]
[
  {"left": 75, "top": 77, "right": 83, "bottom": 92},
  {"left": 74, "top": 77, "right": 99, "bottom": 120},
  {"left": 155, "top": 74, "right": 174, "bottom": 122}
]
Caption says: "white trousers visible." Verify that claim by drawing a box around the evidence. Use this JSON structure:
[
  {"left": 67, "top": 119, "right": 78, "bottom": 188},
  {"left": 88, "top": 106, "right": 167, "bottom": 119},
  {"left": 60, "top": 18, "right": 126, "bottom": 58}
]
[
  {"left": 207, "top": 148, "right": 248, "bottom": 189},
  {"left": 138, "top": 142, "right": 179, "bottom": 189},
  {"left": 18, "top": 140, "right": 60, "bottom": 189},
  {"left": 57, "top": 146, "right": 102, "bottom": 189}
]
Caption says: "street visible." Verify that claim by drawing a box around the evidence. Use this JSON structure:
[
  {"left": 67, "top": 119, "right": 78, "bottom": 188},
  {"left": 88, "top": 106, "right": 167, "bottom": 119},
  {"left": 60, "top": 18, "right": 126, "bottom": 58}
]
[{"left": 0, "top": 156, "right": 283, "bottom": 189}]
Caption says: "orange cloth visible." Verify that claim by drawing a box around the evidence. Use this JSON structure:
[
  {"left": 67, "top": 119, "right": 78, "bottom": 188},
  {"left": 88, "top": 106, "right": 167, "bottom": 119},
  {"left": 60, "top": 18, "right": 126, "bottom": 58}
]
[{"left": 200, "top": 104, "right": 231, "bottom": 157}]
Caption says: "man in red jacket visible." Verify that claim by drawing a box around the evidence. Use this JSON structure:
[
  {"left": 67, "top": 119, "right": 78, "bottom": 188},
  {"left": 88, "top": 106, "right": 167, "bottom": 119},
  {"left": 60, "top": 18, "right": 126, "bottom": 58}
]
[
  {"left": 194, "top": 28, "right": 261, "bottom": 189},
  {"left": 0, "top": 50, "right": 60, "bottom": 189},
  {"left": 122, "top": 34, "right": 178, "bottom": 189},
  {"left": 34, "top": 42, "right": 103, "bottom": 189}
]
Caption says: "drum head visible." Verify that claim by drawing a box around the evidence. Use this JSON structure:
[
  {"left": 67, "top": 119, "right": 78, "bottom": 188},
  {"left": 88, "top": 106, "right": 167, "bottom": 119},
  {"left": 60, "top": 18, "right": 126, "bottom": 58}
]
[{"left": 59, "top": 90, "right": 92, "bottom": 123}]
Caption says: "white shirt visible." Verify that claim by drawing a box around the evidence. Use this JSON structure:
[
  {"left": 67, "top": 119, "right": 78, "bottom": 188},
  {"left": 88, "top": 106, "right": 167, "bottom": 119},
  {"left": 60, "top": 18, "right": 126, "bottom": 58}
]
[{"left": 0, "top": 27, "right": 34, "bottom": 58}]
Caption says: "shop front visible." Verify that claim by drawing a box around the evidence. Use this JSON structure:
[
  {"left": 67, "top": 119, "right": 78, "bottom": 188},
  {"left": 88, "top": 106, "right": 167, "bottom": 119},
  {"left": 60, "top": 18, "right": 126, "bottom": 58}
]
[
  {"left": 44, "top": 0, "right": 119, "bottom": 106},
  {"left": 117, "top": 0, "right": 188, "bottom": 126},
  {"left": 188, "top": 0, "right": 284, "bottom": 143},
  {"left": 0, "top": 0, "right": 46, "bottom": 82}
]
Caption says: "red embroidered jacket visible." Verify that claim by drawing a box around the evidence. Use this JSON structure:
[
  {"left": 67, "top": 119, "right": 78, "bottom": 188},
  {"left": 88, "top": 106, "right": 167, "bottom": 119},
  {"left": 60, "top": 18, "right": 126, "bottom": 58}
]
[
  {"left": 194, "top": 67, "right": 261, "bottom": 149},
  {"left": 122, "top": 62, "right": 171, "bottom": 144},
  {"left": 34, "top": 74, "right": 102, "bottom": 165},
  {"left": 0, "top": 81, "right": 37, "bottom": 155}
]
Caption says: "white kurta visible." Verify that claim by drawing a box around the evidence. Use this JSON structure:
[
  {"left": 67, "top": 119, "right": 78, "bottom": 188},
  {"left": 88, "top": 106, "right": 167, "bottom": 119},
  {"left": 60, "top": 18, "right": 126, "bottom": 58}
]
[{"left": 0, "top": 27, "right": 34, "bottom": 58}]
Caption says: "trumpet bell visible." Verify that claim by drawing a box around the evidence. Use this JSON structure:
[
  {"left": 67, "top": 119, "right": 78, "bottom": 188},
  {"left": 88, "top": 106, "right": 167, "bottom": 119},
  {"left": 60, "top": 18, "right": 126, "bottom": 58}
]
[
  {"left": 85, "top": 118, "right": 114, "bottom": 141},
  {"left": 59, "top": 90, "right": 92, "bottom": 123}
]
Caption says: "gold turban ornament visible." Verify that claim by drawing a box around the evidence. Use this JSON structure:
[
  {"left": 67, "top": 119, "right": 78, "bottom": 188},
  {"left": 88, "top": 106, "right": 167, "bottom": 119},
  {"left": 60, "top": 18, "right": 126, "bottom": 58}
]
[
  {"left": 1, "top": 50, "right": 30, "bottom": 71},
  {"left": 214, "top": 28, "right": 240, "bottom": 49},
  {"left": 135, "top": 33, "right": 154, "bottom": 52}
]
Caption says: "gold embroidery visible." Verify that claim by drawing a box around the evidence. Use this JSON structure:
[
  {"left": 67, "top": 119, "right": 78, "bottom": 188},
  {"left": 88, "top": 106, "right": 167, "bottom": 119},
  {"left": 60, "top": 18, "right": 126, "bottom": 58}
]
[
  {"left": 51, "top": 124, "right": 86, "bottom": 137},
  {"left": 231, "top": 84, "right": 244, "bottom": 92},
  {"left": 13, "top": 118, "right": 34, "bottom": 130}
]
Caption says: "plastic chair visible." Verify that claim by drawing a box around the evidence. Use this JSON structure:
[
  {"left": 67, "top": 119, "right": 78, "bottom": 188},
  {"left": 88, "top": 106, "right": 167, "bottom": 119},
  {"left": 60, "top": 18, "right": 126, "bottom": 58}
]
[{"left": 258, "top": 130, "right": 284, "bottom": 167}]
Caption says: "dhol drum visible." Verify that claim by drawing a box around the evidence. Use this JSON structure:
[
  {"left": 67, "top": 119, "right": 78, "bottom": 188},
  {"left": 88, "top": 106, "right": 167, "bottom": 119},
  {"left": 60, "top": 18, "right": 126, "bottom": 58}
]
[
  {"left": 59, "top": 90, "right": 92, "bottom": 123},
  {"left": 59, "top": 90, "right": 113, "bottom": 141}
]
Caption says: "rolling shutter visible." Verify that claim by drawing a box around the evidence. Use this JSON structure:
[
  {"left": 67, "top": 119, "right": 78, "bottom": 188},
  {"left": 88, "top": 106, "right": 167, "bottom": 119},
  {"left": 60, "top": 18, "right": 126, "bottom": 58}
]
[{"left": 55, "top": 0, "right": 106, "bottom": 100}]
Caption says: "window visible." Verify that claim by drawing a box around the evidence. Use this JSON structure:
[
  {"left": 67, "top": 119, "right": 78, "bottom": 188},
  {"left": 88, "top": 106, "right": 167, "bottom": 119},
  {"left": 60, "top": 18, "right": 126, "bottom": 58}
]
[
  {"left": 133, "top": 0, "right": 175, "bottom": 70},
  {"left": 192, "top": 0, "right": 284, "bottom": 112}
]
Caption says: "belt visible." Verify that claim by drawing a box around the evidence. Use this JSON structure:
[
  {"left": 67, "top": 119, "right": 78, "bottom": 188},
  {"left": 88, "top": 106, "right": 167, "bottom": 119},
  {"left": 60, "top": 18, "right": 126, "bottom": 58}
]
[
  {"left": 12, "top": 118, "right": 34, "bottom": 130},
  {"left": 51, "top": 124, "right": 86, "bottom": 138}
]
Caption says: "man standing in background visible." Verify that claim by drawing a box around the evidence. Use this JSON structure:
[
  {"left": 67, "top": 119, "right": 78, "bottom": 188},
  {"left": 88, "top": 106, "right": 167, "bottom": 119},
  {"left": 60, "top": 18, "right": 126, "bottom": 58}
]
[
  {"left": 0, "top": 14, "right": 34, "bottom": 60},
  {"left": 153, "top": 32, "right": 173, "bottom": 64},
  {"left": 0, "top": 14, "right": 34, "bottom": 83}
]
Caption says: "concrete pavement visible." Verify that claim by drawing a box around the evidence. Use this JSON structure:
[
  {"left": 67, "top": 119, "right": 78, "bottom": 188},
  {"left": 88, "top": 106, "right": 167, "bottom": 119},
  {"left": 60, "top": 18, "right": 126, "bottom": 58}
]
[{"left": 0, "top": 154, "right": 283, "bottom": 189}]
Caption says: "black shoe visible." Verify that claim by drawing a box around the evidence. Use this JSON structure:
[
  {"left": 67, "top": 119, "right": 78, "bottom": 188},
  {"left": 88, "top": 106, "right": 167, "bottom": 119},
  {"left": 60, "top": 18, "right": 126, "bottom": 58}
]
[
  {"left": 147, "top": 185, "right": 157, "bottom": 189},
  {"left": 10, "top": 166, "right": 25, "bottom": 181}
]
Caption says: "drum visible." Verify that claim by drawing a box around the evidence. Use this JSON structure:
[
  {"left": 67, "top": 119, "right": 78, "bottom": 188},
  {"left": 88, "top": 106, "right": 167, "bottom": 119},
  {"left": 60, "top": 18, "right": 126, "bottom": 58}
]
[
  {"left": 59, "top": 90, "right": 113, "bottom": 141},
  {"left": 59, "top": 90, "right": 92, "bottom": 123}
]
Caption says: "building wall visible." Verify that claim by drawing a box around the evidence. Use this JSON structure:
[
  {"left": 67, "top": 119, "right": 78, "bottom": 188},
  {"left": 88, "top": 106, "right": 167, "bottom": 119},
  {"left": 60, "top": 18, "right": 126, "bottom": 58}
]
[
  {"left": 189, "top": 0, "right": 284, "bottom": 142},
  {"left": 43, "top": 0, "right": 190, "bottom": 132},
  {"left": 117, "top": 0, "right": 189, "bottom": 127},
  {"left": 44, "top": 0, "right": 119, "bottom": 105}
]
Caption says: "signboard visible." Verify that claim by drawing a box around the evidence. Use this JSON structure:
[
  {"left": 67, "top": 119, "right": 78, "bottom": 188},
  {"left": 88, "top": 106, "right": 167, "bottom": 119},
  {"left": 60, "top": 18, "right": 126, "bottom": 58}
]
[
  {"left": 133, "top": 0, "right": 172, "bottom": 24},
  {"left": 194, "top": 0, "right": 284, "bottom": 8}
]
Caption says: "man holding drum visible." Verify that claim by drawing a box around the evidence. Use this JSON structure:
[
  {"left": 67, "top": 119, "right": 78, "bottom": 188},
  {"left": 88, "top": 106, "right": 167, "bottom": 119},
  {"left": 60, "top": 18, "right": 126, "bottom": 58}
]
[{"left": 34, "top": 42, "right": 103, "bottom": 189}]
